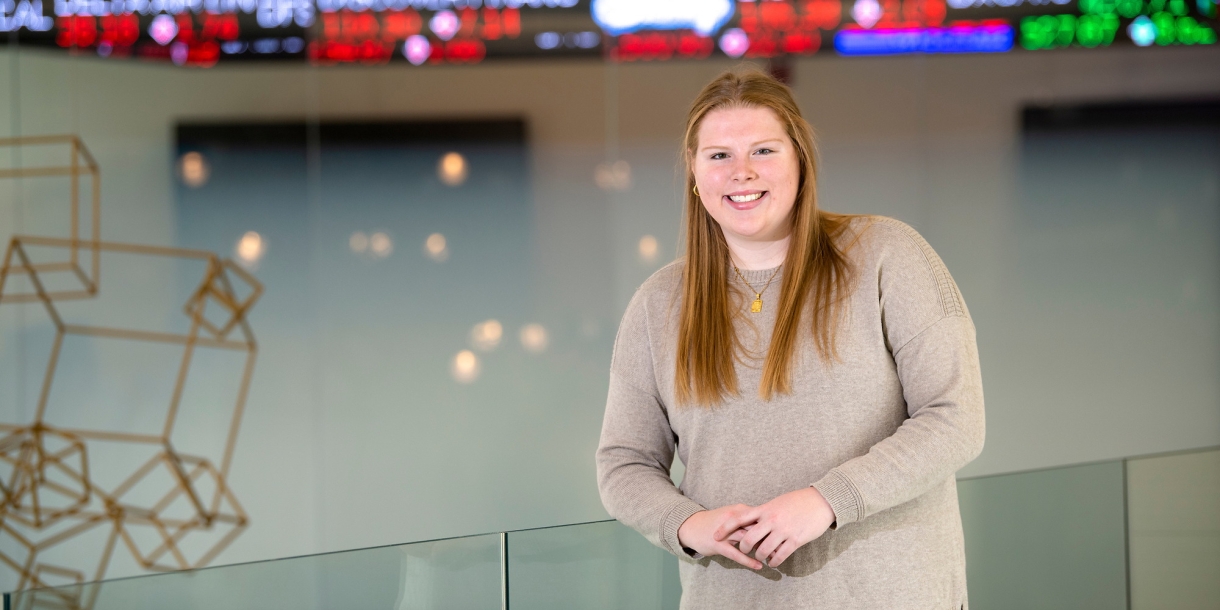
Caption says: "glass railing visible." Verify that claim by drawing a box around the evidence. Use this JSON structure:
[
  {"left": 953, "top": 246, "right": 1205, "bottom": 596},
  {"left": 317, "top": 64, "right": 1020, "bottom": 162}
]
[
  {"left": 3, "top": 520, "right": 679, "bottom": 610},
  {"left": 958, "top": 446, "right": 1220, "bottom": 610},
  {"left": 7, "top": 447, "right": 1216, "bottom": 610}
]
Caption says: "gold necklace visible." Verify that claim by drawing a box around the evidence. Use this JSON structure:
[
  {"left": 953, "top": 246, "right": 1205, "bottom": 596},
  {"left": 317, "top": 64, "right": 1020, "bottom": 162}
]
[{"left": 731, "top": 264, "right": 782, "bottom": 313}]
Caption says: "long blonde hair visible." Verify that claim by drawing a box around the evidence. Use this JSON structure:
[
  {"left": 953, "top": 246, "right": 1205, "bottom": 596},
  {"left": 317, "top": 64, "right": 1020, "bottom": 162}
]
[{"left": 674, "top": 68, "right": 857, "bottom": 407}]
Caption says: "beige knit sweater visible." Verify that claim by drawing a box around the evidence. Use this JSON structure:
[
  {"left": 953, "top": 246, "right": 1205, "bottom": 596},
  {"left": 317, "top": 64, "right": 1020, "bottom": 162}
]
[{"left": 596, "top": 217, "right": 985, "bottom": 609}]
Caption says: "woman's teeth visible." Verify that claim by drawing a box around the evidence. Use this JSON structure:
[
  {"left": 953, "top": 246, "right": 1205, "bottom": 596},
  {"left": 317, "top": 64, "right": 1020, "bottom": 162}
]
[{"left": 728, "top": 193, "right": 763, "bottom": 203}]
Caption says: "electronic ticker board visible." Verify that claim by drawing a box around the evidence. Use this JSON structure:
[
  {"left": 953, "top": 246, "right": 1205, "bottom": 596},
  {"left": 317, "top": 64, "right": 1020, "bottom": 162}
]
[{"left": 2, "top": 0, "right": 1215, "bottom": 67}]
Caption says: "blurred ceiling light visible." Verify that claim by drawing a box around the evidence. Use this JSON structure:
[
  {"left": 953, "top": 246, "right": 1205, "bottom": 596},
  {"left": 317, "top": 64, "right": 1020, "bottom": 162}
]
[
  {"left": 349, "top": 231, "right": 369, "bottom": 253},
  {"left": 369, "top": 231, "right": 393, "bottom": 258},
  {"left": 235, "top": 231, "right": 265, "bottom": 267},
  {"left": 471, "top": 319, "right": 503, "bottom": 351},
  {"left": 452, "top": 349, "right": 480, "bottom": 383},
  {"left": 595, "top": 160, "right": 632, "bottom": 191},
  {"left": 438, "top": 152, "right": 468, "bottom": 186},
  {"left": 179, "top": 151, "right": 210, "bottom": 188},
  {"left": 638, "top": 235, "right": 659, "bottom": 264},
  {"left": 424, "top": 232, "right": 449, "bottom": 262},
  {"left": 519, "top": 323, "right": 548, "bottom": 354}
]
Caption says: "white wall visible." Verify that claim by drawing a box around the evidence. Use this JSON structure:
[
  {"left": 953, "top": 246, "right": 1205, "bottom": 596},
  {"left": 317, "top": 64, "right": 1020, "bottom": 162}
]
[{"left": 1, "top": 45, "right": 1219, "bottom": 582}]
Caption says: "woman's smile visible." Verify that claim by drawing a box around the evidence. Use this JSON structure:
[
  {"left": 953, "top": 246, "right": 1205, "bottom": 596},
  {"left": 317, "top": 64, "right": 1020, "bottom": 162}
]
[{"left": 725, "top": 190, "right": 768, "bottom": 210}]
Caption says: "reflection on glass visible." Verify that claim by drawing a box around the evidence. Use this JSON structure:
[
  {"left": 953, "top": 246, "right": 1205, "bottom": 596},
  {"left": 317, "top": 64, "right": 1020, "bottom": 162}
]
[
  {"left": 452, "top": 350, "right": 479, "bottom": 383},
  {"left": 638, "top": 235, "right": 659, "bottom": 264},
  {"left": 438, "top": 152, "right": 468, "bottom": 186},
  {"left": 349, "top": 231, "right": 393, "bottom": 259},
  {"left": 235, "top": 231, "right": 265, "bottom": 267},
  {"left": 178, "top": 151, "right": 209, "bottom": 188},
  {"left": 470, "top": 320, "right": 503, "bottom": 351},
  {"left": 350, "top": 231, "right": 369, "bottom": 253},
  {"left": 594, "top": 160, "right": 632, "bottom": 191},
  {"left": 519, "top": 323, "right": 548, "bottom": 353},
  {"left": 424, "top": 232, "right": 449, "bottom": 262},
  {"left": 369, "top": 231, "right": 393, "bottom": 258}
]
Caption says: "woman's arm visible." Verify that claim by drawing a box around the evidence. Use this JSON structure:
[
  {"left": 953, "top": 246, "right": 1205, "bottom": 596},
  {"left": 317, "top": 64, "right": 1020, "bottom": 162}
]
[
  {"left": 597, "top": 370, "right": 706, "bottom": 556},
  {"left": 811, "top": 218, "right": 986, "bottom": 527},
  {"left": 596, "top": 285, "right": 759, "bottom": 568}
]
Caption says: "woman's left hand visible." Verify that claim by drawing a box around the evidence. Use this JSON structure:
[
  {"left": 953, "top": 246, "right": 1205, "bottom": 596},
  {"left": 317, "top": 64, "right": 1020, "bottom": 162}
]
[{"left": 733, "top": 487, "right": 836, "bottom": 568}]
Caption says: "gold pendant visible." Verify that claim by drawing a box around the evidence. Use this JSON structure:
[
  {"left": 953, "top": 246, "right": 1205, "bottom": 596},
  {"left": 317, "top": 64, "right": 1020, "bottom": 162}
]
[{"left": 751, "top": 295, "right": 763, "bottom": 313}]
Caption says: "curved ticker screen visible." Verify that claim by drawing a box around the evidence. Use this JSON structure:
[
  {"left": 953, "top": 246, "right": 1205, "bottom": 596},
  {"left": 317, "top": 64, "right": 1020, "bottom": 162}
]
[{"left": 2, "top": 0, "right": 1215, "bottom": 66}]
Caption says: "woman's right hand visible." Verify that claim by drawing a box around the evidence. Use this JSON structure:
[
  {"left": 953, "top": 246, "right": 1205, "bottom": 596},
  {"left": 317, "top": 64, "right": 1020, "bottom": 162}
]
[{"left": 676, "top": 506, "right": 763, "bottom": 570}]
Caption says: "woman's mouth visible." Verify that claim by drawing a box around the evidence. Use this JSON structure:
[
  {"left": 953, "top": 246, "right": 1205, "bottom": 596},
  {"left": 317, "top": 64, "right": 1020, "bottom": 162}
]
[{"left": 725, "top": 191, "right": 767, "bottom": 210}]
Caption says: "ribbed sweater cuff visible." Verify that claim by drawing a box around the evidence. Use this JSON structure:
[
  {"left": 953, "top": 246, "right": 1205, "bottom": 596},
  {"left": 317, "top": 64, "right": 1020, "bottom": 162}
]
[
  {"left": 812, "top": 469, "right": 864, "bottom": 528},
  {"left": 661, "top": 498, "right": 707, "bottom": 558}
]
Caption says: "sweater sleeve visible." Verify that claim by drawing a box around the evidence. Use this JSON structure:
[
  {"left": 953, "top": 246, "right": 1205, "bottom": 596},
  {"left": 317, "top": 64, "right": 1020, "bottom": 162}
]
[
  {"left": 596, "top": 287, "right": 706, "bottom": 557},
  {"left": 812, "top": 220, "right": 986, "bottom": 527}
]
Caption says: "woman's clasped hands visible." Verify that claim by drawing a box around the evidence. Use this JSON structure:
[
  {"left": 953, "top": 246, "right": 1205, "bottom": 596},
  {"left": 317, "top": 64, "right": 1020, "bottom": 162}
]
[{"left": 676, "top": 487, "right": 836, "bottom": 570}]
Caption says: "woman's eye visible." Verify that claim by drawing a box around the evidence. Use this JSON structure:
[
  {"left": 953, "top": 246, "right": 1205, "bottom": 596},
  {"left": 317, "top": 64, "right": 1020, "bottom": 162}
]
[
  {"left": 755, "top": 148, "right": 774, "bottom": 155},
  {"left": 710, "top": 152, "right": 727, "bottom": 160}
]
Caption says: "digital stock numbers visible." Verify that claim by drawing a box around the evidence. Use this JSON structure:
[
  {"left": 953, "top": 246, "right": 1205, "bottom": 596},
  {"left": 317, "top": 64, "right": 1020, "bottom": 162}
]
[{"left": 1, "top": 0, "right": 1215, "bottom": 67}]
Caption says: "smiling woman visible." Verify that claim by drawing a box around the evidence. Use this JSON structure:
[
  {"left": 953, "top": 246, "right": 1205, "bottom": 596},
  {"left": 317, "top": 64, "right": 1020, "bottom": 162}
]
[
  {"left": 596, "top": 69, "right": 986, "bottom": 609},
  {"left": 692, "top": 106, "right": 800, "bottom": 263}
]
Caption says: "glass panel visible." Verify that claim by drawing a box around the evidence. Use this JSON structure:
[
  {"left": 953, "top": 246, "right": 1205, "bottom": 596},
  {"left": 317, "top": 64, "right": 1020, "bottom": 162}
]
[
  {"left": 1127, "top": 448, "right": 1220, "bottom": 610},
  {"left": 5, "top": 533, "right": 502, "bottom": 610},
  {"left": 957, "top": 461, "right": 1128, "bottom": 610},
  {"left": 506, "top": 520, "right": 680, "bottom": 610}
]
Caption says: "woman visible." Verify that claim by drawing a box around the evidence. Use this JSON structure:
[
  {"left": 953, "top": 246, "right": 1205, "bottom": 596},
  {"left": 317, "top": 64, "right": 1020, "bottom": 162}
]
[{"left": 595, "top": 68, "right": 985, "bottom": 609}]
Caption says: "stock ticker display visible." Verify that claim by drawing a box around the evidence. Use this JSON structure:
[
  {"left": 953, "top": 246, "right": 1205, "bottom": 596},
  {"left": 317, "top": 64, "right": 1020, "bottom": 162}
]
[{"left": 2, "top": 0, "right": 1216, "bottom": 66}]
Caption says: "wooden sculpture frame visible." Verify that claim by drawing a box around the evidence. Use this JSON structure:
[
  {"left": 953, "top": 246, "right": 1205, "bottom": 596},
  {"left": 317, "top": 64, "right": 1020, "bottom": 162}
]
[{"left": 0, "top": 136, "right": 261, "bottom": 609}]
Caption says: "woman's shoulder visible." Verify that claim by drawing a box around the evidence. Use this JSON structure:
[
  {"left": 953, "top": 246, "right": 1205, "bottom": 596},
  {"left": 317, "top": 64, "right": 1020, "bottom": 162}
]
[
  {"left": 619, "top": 260, "right": 683, "bottom": 329},
  {"left": 613, "top": 260, "right": 683, "bottom": 355},
  {"left": 637, "top": 259, "right": 684, "bottom": 299},
  {"left": 837, "top": 215, "right": 942, "bottom": 270},
  {"left": 838, "top": 214, "right": 968, "bottom": 319}
]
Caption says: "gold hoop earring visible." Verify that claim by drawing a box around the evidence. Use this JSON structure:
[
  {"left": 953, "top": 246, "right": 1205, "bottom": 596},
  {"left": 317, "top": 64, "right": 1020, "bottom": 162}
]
[{"left": 692, "top": 185, "right": 700, "bottom": 197}]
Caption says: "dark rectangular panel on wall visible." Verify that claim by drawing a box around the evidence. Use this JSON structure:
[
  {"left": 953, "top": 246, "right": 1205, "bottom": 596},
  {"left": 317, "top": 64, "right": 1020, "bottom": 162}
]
[
  {"left": 177, "top": 119, "right": 528, "bottom": 149},
  {"left": 1022, "top": 100, "right": 1220, "bottom": 132}
]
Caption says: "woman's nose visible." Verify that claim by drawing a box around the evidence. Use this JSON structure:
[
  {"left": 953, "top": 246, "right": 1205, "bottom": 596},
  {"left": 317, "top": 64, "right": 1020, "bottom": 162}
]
[{"left": 730, "top": 157, "right": 757, "bottom": 182}]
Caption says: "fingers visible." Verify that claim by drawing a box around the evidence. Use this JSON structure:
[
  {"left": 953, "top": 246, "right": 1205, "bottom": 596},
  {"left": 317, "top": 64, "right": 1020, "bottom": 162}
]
[
  {"left": 753, "top": 529, "right": 783, "bottom": 563},
  {"left": 714, "top": 540, "right": 763, "bottom": 570},
  {"left": 765, "top": 539, "right": 799, "bottom": 568},
  {"left": 736, "top": 522, "right": 771, "bottom": 555},
  {"left": 712, "top": 505, "right": 759, "bottom": 541}
]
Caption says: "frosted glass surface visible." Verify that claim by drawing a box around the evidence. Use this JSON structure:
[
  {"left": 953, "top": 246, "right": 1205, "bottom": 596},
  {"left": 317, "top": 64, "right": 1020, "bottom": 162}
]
[
  {"left": 507, "top": 521, "right": 680, "bottom": 610},
  {"left": 957, "top": 462, "right": 1128, "bottom": 610},
  {"left": 1128, "top": 448, "right": 1220, "bottom": 610},
  {"left": 980, "top": 128, "right": 1220, "bottom": 470}
]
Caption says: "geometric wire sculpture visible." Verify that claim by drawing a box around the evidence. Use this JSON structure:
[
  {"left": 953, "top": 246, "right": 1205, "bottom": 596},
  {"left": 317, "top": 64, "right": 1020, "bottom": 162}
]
[{"left": 0, "top": 136, "right": 260, "bottom": 609}]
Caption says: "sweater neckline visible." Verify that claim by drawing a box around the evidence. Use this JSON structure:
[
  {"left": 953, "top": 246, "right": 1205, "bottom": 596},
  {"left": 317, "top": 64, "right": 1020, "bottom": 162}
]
[{"left": 733, "top": 264, "right": 783, "bottom": 286}]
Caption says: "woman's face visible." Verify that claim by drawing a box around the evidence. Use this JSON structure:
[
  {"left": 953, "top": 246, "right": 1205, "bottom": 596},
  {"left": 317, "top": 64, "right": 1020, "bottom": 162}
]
[{"left": 692, "top": 105, "right": 800, "bottom": 249}]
